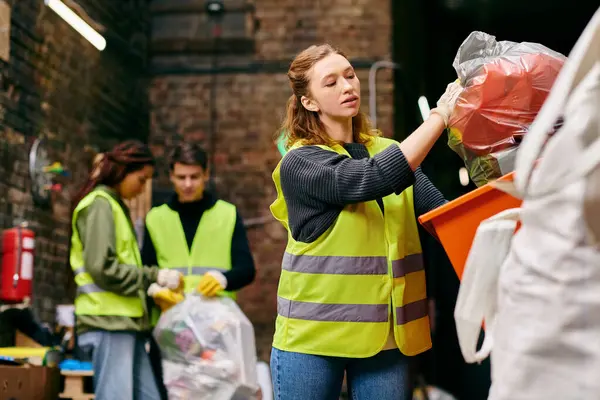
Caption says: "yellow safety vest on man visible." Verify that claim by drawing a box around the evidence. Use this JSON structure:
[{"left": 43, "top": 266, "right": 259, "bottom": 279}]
[
  {"left": 70, "top": 190, "right": 144, "bottom": 317},
  {"left": 145, "top": 200, "right": 237, "bottom": 299},
  {"left": 270, "top": 135, "right": 431, "bottom": 358}
]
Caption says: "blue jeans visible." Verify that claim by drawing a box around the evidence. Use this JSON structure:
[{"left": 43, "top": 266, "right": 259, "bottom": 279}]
[
  {"left": 270, "top": 348, "right": 412, "bottom": 400},
  {"left": 78, "top": 331, "right": 161, "bottom": 400}
]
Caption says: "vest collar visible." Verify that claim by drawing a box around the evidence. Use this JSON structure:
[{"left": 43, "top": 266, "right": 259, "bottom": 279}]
[
  {"left": 95, "top": 184, "right": 118, "bottom": 198},
  {"left": 94, "top": 185, "right": 129, "bottom": 211},
  {"left": 166, "top": 190, "right": 217, "bottom": 213}
]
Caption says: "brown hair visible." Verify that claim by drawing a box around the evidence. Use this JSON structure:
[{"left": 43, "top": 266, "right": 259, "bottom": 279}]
[
  {"left": 71, "top": 140, "right": 155, "bottom": 207},
  {"left": 169, "top": 142, "right": 208, "bottom": 171},
  {"left": 278, "top": 44, "right": 377, "bottom": 149}
]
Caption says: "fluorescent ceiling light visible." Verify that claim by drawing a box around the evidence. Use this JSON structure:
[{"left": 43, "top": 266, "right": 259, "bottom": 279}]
[{"left": 44, "top": 0, "right": 106, "bottom": 51}]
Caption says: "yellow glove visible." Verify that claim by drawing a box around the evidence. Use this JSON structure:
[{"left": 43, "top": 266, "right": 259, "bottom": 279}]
[
  {"left": 196, "top": 271, "right": 226, "bottom": 297},
  {"left": 148, "top": 283, "right": 185, "bottom": 312}
]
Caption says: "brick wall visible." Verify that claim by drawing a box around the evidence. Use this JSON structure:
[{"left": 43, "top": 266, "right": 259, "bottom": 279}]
[
  {"left": 0, "top": 0, "right": 149, "bottom": 334},
  {"left": 149, "top": 0, "right": 394, "bottom": 361}
]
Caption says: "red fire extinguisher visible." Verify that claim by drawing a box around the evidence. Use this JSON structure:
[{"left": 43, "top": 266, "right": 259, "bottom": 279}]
[{"left": 1, "top": 223, "right": 35, "bottom": 303}]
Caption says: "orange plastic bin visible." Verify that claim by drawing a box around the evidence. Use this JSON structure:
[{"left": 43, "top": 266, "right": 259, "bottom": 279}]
[{"left": 418, "top": 172, "right": 522, "bottom": 279}]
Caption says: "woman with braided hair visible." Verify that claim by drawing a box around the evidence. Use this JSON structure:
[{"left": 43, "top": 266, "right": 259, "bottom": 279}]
[{"left": 70, "top": 140, "right": 183, "bottom": 400}]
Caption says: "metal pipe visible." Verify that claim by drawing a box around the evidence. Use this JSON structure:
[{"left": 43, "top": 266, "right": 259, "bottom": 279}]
[{"left": 368, "top": 60, "right": 400, "bottom": 129}]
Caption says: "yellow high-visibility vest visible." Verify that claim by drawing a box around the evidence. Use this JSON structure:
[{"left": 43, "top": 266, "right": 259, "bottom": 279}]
[
  {"left": 145, "top": 200, "right": 237, "bottom": 299},
  {"left": 70, "top": 189, "right": 144, "bottom": 317},
  {"left": 270, "top": 135, "right": 431, "bottom": 357}
]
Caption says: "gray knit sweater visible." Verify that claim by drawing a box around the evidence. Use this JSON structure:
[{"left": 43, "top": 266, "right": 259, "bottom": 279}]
[{"left": 279, "top": 142, "right": 447, "bottom": 243}]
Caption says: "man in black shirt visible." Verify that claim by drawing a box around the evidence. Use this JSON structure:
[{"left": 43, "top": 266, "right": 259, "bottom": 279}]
[
  {"left": 142, "top": 142, "right": 256, "bottom": 399},
  {"left": 142, "top": 142, "right": 256, "bottom": 299}
]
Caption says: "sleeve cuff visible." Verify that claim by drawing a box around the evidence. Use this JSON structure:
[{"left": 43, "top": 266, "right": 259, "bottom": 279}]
[
  {"left": 147, "top": 267, "right": 159, "bottom": 283},
  {"left": 374, "top": 144, "right": 416, "bottom": 194}
]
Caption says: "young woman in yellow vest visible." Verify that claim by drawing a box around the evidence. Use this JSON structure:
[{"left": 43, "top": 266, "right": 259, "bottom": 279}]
[
  {"left": 269, "top": 44, "right": 462, "bottom": 399},
  {"left": 142, "top": 142, "right": 257, "bottom": 399},
  {"left": 70, "top": 141, "right": 183, "bottom": 400}
]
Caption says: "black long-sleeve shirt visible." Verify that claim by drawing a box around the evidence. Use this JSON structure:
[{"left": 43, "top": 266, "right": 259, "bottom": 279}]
[
  {"left": 141, "top": 192, "right": 256, "bottom": 291},
  {"left": 278, "top": 142, "right": 447, "bottom": 297},
  {"left": 279, "top": 143, "right": 447, "bottom": 243}
]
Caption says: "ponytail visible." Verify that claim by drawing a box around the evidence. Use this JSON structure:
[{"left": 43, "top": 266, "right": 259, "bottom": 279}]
[
  {"left": 279, "top": 93, "right": 329, "bottom": 150},
  {"left": 279, "top": 94, "right": 303, "bottom": 149}
]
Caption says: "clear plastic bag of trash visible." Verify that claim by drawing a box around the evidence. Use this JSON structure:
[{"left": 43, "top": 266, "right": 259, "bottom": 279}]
[
  {"left": 448, "top": 31, "right": 565, "bottom": 186},
  {"left": 153, "top": 294, "right": 259, "bottom": 400}
]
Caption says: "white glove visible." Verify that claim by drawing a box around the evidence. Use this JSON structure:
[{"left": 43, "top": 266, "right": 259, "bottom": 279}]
[
  {"left": 147, "top": 283, "right": 163, "bottom": 297},
  {"left": 431, "top": 80, "right": 463, "bottom": 126},
  {"left": 157, "top": 269, "right": 184, "bottom": 290}
]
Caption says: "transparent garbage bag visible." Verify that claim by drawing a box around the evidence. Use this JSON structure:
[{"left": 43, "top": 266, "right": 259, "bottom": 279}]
[
  {"left": 153, "top": 294, "right": 259, "bottom": 400},
  {"left": 448, "top": 31, "right": 565, "bottom": 186}
]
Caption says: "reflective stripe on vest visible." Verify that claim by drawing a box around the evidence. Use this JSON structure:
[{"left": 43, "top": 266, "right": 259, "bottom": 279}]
[
  {"left": 168, "top": 266, "right": 229, "bottom": 275},
  {"left": 277, "top": 297, "right": 388, "bottom": 322},
  {"left": 72, "top": 267, "right": 103, "bottom": 294},
  {"left": 145, "top": 200, "right": 236, "bottom": 298},
  {"left": 280, "top": 252, "right": 428, "bottom": 325},
  {"left": 270, "top": 135, "right": 431, "bottom": 358},
  {"left": 277, "top": 297, "right": 429, "bottom": 324},
  {"left": 282, "top": 252, "right": 424, "bottom": 278},
  {"left": 70, "top": 189, "right": 144, "bottom": 318}
]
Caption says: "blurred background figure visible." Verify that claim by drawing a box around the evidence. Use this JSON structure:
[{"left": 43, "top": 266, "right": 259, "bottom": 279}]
[
  {"left": 69, "top": 141, "right": 182, "bottom": 400},
  {"left": 142, "top": 142, "right": 256, "bottom": 399}
]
